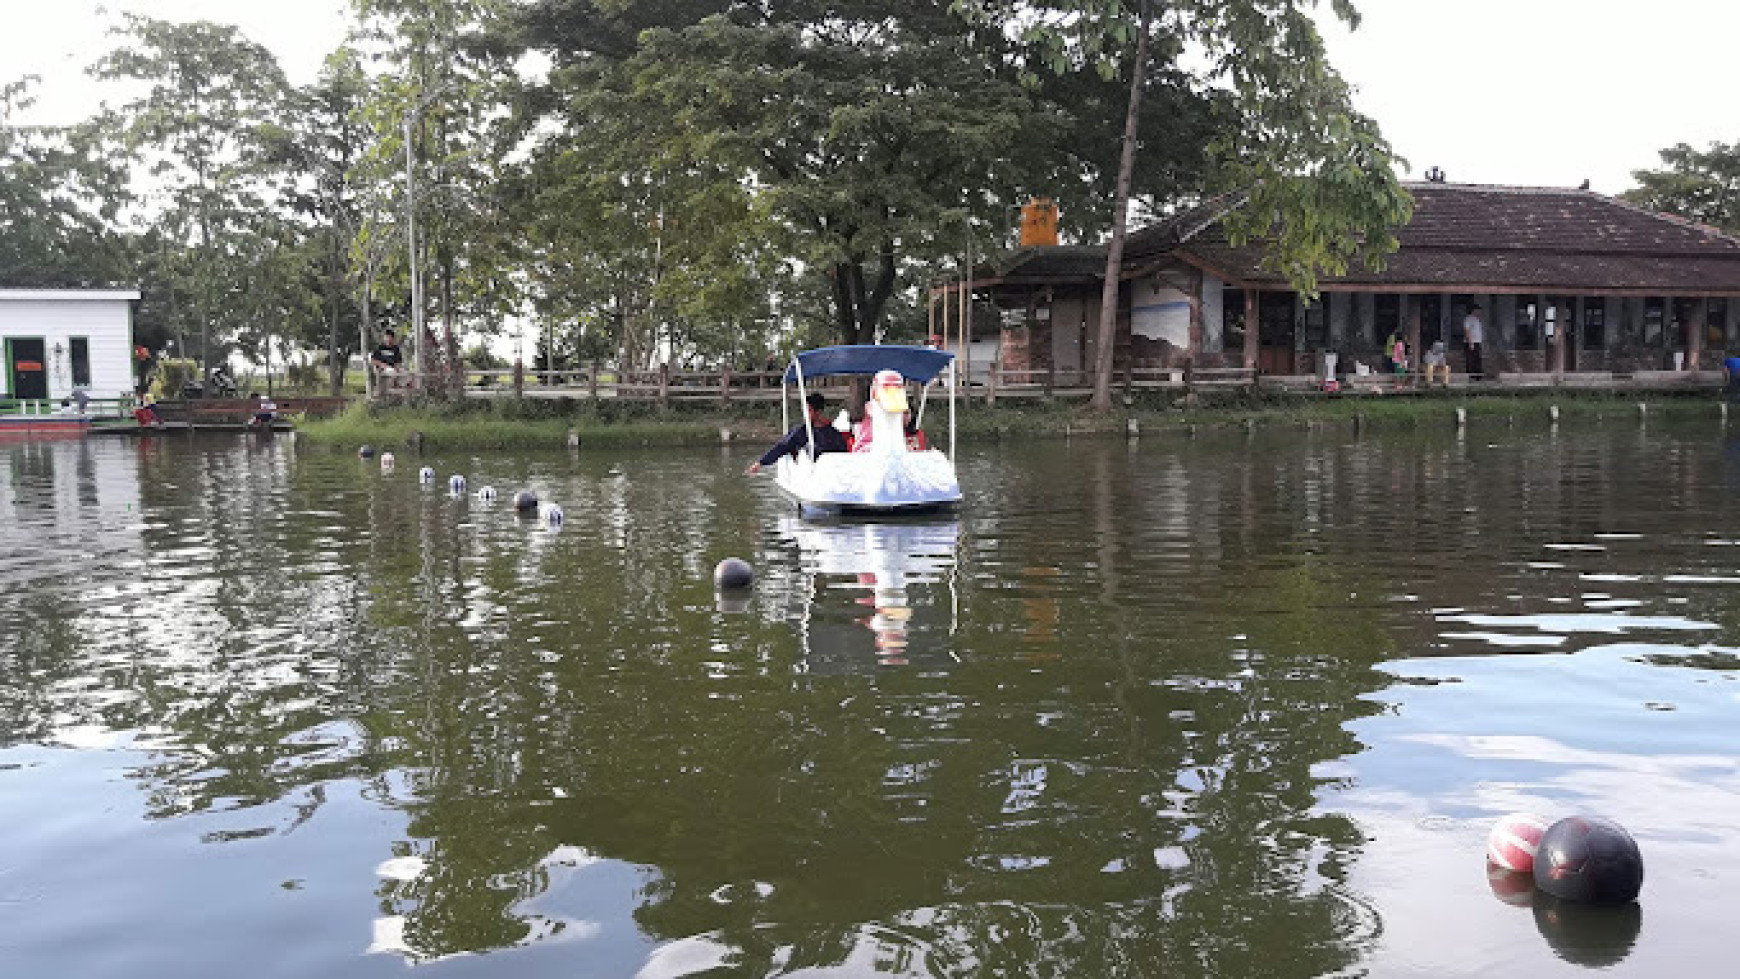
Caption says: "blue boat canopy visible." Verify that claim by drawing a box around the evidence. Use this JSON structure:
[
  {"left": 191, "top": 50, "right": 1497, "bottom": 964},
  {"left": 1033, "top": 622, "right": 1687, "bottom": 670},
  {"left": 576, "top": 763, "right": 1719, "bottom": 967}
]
[{"left": 784, "top": 345, "right": 955, "bottom": 384}]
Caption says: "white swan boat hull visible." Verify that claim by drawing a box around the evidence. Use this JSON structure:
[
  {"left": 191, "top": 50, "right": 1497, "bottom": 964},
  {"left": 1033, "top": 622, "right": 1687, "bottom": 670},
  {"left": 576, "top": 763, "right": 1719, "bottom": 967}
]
[{"left": 775, "top": 449, "right": 962, "bottom": 514}]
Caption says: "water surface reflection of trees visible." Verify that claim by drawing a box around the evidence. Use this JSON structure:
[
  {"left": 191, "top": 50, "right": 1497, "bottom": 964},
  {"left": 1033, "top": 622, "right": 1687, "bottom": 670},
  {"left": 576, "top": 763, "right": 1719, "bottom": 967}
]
[{"left": 9, "top": 429, "right": 1735, "bottom": 973}]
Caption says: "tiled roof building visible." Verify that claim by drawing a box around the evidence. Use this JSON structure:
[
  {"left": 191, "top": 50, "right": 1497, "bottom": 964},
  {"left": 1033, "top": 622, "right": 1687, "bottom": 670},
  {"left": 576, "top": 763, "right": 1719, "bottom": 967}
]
[{"left": 945, "top": 182, "right": 1740, "bottom": 380}]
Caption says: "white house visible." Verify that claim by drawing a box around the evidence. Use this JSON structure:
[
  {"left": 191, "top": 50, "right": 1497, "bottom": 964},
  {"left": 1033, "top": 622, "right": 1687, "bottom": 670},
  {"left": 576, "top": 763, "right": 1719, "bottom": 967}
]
[{"left": 0, "top": 289, "right": 141, "bottom": 404}]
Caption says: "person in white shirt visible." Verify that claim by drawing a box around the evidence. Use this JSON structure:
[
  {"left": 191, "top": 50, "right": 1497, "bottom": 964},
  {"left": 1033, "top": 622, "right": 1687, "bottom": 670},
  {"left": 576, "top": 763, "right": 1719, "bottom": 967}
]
[{"left": 1463, "top": 304, "right": 1486, "bottom": 379}]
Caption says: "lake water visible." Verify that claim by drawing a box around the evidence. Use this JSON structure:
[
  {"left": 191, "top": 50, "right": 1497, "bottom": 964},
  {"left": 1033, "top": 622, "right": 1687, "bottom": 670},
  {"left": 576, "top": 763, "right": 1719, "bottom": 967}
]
[{"left": 3, "top": 423, "right": 1739, "bottom": 977}]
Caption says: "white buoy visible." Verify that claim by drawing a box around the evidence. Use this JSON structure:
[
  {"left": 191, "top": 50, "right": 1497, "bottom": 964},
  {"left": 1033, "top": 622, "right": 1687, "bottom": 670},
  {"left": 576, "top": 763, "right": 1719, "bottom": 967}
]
[
  {"left": 380, "top": 452, "right": 396, "bottom": 471},
  {"left": 542, "top": 503, "right": 565, "bottom": 527},
  {"left": 1455, "top": 407, "right": 1468, "bottom": 428},
  {"left": 1549, "top": 404, "right": 1560, "bottom": 423},
  {"left": 476, "top": 485, "right": 497, "bottom": 503},
  {"left": 448, "top": 474, "right": 467, "bottom": 494},
  {"left": 419, "top": 466, "right": 435, "bottom": 484}
]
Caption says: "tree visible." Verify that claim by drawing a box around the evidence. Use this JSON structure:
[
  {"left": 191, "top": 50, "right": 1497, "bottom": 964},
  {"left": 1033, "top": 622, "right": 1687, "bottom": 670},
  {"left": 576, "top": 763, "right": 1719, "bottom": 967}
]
[
  {"left": 267, "top": 48, "right": 377, "bottom": 394},
  {"left": 960, "top": 0, "right": 1411, "bottom": 409},
  {"left": 518, "top": 1, "right": 1077, "bottom": 349},
  {"left": 90, "top": 14, "right": 293, "bottom": 373},
  {"left": 351, "top": 0, "right": 525, "bottom": 393},
  {"left": 0, "top": 77, "right": 133, "bottom": 288},
  {"left": 1624, "top": 141, "right": 1740, "bottom": 233}
]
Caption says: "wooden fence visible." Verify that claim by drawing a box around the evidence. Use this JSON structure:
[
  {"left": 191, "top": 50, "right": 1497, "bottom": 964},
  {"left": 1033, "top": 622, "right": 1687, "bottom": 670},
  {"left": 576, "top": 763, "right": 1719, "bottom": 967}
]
[
  {"left": 384, "top": 362, "right": 1725, "bottom": 406},
  {"left": 423, "top": 363, "right": 1263, "bottom": 405}
]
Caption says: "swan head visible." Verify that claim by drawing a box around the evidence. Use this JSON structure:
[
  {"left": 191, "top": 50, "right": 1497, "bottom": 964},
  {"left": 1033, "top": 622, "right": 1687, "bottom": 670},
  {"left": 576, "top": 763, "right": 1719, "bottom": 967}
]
[{"left": 871, "top": 370, "right": 908, "bottom": 414}]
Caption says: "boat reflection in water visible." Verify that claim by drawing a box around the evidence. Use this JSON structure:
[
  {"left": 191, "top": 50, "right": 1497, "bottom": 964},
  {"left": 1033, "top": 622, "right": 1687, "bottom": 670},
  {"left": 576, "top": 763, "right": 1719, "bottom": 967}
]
[{"left": 775, "top": 515, "right": 960, "bottom": 672}]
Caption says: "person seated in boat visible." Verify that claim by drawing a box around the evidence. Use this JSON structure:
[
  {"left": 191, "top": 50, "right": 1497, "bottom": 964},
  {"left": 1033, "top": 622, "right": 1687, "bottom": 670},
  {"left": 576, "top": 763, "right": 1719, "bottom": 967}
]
[
  {"left": 852, "top": 370, "right": 926, "bottom": 452},
  {"left": 746, "top": 391, "right": 849, "bottom": 474}
]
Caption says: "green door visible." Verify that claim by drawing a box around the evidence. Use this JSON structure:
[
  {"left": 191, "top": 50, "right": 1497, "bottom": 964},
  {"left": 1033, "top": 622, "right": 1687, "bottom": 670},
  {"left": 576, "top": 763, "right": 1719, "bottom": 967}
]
[{"left": 7, "top": 338, "right": 48, "bottom": 400}]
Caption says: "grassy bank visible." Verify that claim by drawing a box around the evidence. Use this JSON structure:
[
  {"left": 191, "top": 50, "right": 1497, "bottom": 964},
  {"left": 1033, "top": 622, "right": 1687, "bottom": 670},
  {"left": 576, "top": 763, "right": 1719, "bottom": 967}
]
[
  {"left": 297, "top": 390, "right": 1732, "bottom": 453},
  {"left": 299, "top": 401, "right": 749, "bottom": 451}
]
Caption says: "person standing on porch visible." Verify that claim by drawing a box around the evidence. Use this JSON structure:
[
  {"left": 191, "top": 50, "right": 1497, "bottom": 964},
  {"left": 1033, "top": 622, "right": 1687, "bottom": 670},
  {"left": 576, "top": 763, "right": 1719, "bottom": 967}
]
[{"left": 1463, "top": 305, "right": 1487, "bottom": 379}]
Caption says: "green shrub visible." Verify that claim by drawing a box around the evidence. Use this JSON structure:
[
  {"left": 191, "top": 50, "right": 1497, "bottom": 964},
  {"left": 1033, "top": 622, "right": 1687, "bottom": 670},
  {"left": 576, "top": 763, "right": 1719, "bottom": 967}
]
[{"left": 150, "top": 358, "right": 199, "bottom": 400}]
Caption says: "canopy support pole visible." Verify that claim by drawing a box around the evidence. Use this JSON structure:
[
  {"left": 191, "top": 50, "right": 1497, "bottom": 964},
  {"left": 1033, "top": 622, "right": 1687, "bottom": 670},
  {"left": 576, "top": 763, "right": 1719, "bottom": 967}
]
[
  {"left": 949, "top": 360, "right": 957, "bottom": 461},
  {"left": 795, "top": 359, "right": 815, "bottom": 460}
]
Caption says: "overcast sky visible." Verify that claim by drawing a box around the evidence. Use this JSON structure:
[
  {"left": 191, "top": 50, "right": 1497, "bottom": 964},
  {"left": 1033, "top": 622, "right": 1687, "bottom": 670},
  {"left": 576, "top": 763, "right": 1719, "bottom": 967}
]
[{"left": 2, "top": 0, "right": 1730, "bottom": 195}]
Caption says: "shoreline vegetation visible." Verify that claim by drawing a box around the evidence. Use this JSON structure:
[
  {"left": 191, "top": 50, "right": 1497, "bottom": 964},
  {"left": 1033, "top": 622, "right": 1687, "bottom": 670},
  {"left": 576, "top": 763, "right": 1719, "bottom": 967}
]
[{"left": 296, "top": 391, "right": 1736, "bottom": 453}]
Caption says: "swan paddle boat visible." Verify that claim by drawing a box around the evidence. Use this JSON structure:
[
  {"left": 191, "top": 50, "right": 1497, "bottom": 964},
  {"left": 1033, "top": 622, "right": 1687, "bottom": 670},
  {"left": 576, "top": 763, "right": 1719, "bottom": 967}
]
[{"left": 772, "top": 345, "right": 963, "bottom": 515}]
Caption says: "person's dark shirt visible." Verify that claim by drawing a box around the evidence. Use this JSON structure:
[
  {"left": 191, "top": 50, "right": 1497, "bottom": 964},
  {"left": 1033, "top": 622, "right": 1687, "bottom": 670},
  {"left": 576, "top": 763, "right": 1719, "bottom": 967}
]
[
  {"left": 758, "top": 419, "right": 848, "bottom": 466},
  {"left": 373, "top": 343, "right": 402, "bottom": 368}
]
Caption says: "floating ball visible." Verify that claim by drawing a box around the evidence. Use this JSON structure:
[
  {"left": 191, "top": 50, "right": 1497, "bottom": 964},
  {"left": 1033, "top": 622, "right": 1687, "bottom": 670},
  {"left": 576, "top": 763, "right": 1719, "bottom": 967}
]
[
  {"left": 476, "top": 486, "right": 497, "bottom": 503},
  {"left": 448, "top": 474, "right": 467, "bottom": 494},
  {"left": 1488, "top": 812, "right": 1551, "bottom": 873},
  {"left": 713, "top": 557, "right": 754, "bottom": 590},
  {"left": 419, "top": 466, "right": 435, "bottom": 484},
  {"left": 514, "top": 490, "right": 539, "bottom": 513},
  {"left": 358, "top": 444, "right": 375, "bottom": 459},
  {"left": 380, "top": 452, "right": 396, "bottom": 470},
  {"left": 1533, "top": 816, "right": 1643, "bottom": 906},
  {"left": 543, "top": 503, "right": 564, "bottom": 527},
  {"left": 1486, "top": 863, "right": 1535, "bottom": 907}
]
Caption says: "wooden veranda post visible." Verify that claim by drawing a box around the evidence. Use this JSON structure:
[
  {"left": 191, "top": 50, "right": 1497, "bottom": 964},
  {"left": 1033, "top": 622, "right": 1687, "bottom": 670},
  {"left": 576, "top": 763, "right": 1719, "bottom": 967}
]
[
  {"left": 1405, "top": 295, "right": 1423, "bottom": 383},
  {"left": 1687, "top": 300, "right": 1706, "bottom": 371},
  {"left": 1187, "top": 269, "right": 1204, "bottom": 363},
  {"left": 1243, "top": 290, "right": 1260, "bottom": 371}
]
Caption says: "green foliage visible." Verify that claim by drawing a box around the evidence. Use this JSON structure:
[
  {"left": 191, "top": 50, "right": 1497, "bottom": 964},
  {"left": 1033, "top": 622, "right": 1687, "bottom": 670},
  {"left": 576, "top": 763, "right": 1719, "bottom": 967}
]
[
  {"left": 0, "top": 78, "right": 134, "bottom": 288},
  {"left": 1624, "top": 141, "right": 1740, "bottom": 232},
  {"left": 89, "top": 14, "right": 296, "bottom": 369},
  {"left": 518, "top": 1, "right": 1121, "bottom": 348},
  {"left": 959, "top": 0, "right": 1409, "bottom": 299},
  {"left": 7, "top": 0, "right": 1396, "bottom": 396},
  {"left": 150, "top": 357, "right": 199, "bottom": 399}
]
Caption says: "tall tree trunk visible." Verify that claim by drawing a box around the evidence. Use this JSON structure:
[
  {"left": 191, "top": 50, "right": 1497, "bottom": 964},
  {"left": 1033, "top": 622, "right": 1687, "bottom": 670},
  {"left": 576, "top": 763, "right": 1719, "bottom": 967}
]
[
  {"left": 328, "top": 236, "right": 343, "bottom": 396},
  {"left": 357, "top": 283, "right": 375, "bottom": 400},
  {"left": 858, "top": 242, "right": 898, "bottom": 342},
  {"left": 1090, "top": 0, "right": 1152, "bottom": 411},
  {"left": 831, "top": 262, "right": 860, "bottom": 345}
]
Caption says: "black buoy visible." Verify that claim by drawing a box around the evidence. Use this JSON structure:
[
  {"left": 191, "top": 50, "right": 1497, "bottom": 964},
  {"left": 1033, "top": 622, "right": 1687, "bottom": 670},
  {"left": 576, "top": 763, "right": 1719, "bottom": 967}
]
[
  {"left": 358, "top": 444, "right": 375, "bottom": 459},
  {"left": 514, "top": 489, "right": 539, "bottom": 514},
  {"left": 713, "top": 557, "right": 754, "bottom": 590},
  {"left": 1533, "top": 816, "right": 1643, "bottom": 906}
]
